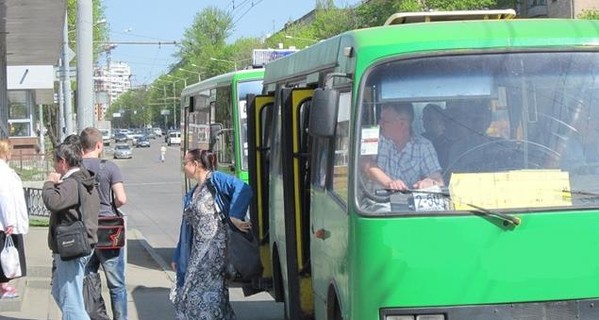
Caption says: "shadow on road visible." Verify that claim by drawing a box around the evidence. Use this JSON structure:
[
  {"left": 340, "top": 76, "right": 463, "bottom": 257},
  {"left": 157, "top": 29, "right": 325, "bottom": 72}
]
[{"left": 131, "top": 286, "right": 174, "bottom": 320}]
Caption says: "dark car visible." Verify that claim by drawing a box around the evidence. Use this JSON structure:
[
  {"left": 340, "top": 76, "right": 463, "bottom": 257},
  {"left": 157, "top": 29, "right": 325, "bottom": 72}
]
[
  {"left": 135, "top": 136, "right": 150, "bottom": 148},
  {"left": 114, "top": 133, "right": 127, "bottom": 143}
]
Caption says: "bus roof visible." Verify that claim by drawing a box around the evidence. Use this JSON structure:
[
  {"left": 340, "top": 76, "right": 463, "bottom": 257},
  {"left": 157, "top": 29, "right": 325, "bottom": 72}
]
[
  {"left": 181, "top": 68, "right": 264, "bottom": 96},
  {"left": 263, "top": 18, "right": 599, "bottom": 85},
  {"left": 384, "top": 9, "right": 516, "bottom": 25}
]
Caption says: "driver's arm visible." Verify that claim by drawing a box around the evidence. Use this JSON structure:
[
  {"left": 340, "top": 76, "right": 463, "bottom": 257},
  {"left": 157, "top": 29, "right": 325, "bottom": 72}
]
[{"left": 363, "top": 158, "right": 408, "bottom": 191}]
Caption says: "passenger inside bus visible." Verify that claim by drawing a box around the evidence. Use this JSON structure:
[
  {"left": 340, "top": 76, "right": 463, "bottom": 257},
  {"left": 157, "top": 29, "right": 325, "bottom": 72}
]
[
  {"left": 443, "top": 100, "right": 500, "bottom": 177},
  {"left": 364, "top": 101, "right": 444, "bottom": 192},
  {"left": 559, "top": 104, "right": 599, "bottom": 174},
  {"left": 421, "top": 103, "right": 450, "bottom": 169}
]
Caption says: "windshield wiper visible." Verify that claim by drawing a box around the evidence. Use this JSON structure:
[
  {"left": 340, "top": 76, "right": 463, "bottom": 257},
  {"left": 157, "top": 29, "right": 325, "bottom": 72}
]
[
  {"left": 563, "top": 189, "right": 599, "bottom": 198},
  {"left": 377, "top": 188, "right": 521, "bottom": 226}
]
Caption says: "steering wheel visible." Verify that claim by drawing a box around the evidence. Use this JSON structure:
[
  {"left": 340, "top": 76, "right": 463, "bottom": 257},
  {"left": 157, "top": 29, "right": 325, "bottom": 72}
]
[
  {"left": 358, "top": 173, "right": 391, "bottom": 203},
  {"left": 443, "top": 139, "right": 559, "bottom": 178}
]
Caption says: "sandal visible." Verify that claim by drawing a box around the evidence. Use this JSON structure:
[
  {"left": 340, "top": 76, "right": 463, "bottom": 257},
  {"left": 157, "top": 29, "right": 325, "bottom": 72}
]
[
  {"left": 0, "top": 290, "right": 17, "bottom": 299},
  {"left": 0, "top": 284, "right": 18, "bottom": 298}
]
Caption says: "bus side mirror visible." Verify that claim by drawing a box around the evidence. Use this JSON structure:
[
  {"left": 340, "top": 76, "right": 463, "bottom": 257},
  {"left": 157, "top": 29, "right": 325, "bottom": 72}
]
[{"left": 309, "top": 88, "right": 339, "bottom": 138}]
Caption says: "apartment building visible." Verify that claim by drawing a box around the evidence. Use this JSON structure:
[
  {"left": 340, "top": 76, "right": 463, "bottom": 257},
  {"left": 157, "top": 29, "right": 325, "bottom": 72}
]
[
  {"left": 94, "top": 61, "right": 132, "bottom": 120},
  {"left": 521, "top": 0, "right": 597, "bottom": 18}
]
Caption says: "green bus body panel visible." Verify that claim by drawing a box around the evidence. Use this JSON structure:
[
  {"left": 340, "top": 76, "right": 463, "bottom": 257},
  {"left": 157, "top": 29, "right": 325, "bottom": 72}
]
[
  {"left": 260, "top": 17, "right": 599, "bottom": 320},
  {"left": 351, "top": 211, "right": 599, "bottom": 318}
]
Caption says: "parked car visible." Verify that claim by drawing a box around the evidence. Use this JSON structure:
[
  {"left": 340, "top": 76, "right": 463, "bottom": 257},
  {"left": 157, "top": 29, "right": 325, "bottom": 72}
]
[
  {"left": 167, "top": 131, "right": 181, "bottom": 146},
  {"left": 113, "top": 144, "right": 133, "bottom": 159},
  {"left": 135, "top": 136, "right": 150, "bottom": 148}
]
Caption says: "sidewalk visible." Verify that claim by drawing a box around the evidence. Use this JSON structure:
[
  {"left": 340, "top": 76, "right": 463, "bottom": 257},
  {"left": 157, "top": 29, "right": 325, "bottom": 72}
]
[{"left": 0, "top": 227, "right": 175, "bottom": 320}]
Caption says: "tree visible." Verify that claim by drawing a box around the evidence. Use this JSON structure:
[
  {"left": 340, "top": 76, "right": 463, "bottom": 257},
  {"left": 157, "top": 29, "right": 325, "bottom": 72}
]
[{"left": 579, "top": 9, "right": 599, "bottom": 20}]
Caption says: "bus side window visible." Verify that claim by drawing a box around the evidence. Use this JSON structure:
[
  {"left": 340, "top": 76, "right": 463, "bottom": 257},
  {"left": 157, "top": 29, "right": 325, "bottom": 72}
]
[{"left": 331, "top": 92, "right": 351, "bottom": 202}]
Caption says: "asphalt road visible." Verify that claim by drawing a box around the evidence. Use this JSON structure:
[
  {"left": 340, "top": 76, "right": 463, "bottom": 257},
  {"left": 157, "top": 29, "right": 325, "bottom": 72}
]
[{"left": 110, "top": 139, "right": 285, "bottom": 320}]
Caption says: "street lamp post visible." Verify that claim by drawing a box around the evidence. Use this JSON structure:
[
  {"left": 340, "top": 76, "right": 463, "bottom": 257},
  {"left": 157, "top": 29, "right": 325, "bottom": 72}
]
[
  {"left": 166, "top": 75, "right": 187, "bottom": 129},
  {"left": 209, "top": 57, "right": 237, "bottom": 71},
  {"left": 178, "top": 68, "right": 203, "bottom": 82}
]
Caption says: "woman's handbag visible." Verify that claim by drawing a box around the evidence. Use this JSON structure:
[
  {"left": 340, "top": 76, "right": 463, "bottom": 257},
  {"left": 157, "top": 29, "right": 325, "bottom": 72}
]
[
  {"left": 0, "top": 236, "right": 21, "bottom": 278},
  {"left": 227, "top": 228, "right": 263, "bottom": 282},
  {"left": 55, "top": 181, "right": 92, "bottom": 261}
]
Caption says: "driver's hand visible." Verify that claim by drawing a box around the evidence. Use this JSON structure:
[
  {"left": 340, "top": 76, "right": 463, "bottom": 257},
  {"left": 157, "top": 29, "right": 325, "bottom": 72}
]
[
  {"left": 413, "top": 178, "right": 437, "bottom": 190},
  {"left": 387, "top": 179, "right": 408, "bottom": 191}
]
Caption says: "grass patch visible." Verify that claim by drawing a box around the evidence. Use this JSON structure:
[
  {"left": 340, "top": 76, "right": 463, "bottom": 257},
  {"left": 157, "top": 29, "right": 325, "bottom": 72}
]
[{"left": 29, "top": 217, "right": 49, "bottom": 227}]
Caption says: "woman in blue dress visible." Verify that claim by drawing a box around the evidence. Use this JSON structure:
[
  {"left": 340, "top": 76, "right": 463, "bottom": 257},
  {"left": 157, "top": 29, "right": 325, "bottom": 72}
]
[{"left": 172, "top": 149, "right": 252, "bottom": 320}]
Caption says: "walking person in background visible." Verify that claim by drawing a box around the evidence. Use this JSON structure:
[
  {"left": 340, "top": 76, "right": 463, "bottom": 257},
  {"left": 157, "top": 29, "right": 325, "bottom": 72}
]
[
  {"left": 160, "top": 145, "right": 167, "bottom": 163},
  {"left": 172, "top": 149, "right": 252, "bottom": 320},
  {"left": 0, "top": 139, "right": 28, "bottom": 298},
  {"left": 80, "top": 127, "right": 128, "bottom": 320},
  {"left": 42, "top": 142, "right": 100, "bottom": 319}
]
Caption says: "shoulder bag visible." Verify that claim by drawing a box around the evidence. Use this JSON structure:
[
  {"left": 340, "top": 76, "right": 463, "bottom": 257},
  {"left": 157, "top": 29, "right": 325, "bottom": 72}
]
[
  {"left": 55, "top": 180, "right": 92, "bottom": 261},
  {"left": 205, "top": 178, "right": 263, "bottom": 282},
  {"left": 95, "top": 160, "right": 126, "bottom": 250}
]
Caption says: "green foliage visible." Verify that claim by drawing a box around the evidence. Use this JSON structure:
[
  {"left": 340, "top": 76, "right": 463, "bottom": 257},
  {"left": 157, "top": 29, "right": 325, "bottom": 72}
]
[
  {"left": 578, "top": 9, "right": 599, "bottom": 20},
  {"left": 66, "top": 0, "right": 109, "bottom": 63}
]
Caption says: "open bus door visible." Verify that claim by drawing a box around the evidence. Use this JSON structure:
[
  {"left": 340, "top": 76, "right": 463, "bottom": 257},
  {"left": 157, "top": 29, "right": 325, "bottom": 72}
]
[
  {"left": 247, "top": 94, "right": 275, "bottom": 280},
  {"left": 280, "top": 87, "right": 315, "bottom": 319}
]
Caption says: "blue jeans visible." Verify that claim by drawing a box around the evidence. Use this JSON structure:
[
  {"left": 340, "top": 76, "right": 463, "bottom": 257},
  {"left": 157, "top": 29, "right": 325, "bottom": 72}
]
[
  {"left": 86, "top": 248, "right": 127, "bottom": 320},
  {"left": 52, "top": 253, "right": 92, "bottom": 320}
]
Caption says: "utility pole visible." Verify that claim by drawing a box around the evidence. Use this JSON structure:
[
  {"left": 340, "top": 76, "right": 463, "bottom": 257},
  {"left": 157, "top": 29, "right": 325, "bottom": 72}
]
[
  {"left": 62, "top": 13, "right": 74, "bottom": 137},
  {"left": 77, "top": 0, "right": 94, "bottom": 131}
]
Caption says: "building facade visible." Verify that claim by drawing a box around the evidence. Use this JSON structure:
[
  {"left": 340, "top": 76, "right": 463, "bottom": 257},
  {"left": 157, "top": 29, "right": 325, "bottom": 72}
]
[
  {"left": 521, "top": 0, "right": 597, "bottom": 18},
  {"left": 94, "top": 61, "right": 132, "bottom": 120}
]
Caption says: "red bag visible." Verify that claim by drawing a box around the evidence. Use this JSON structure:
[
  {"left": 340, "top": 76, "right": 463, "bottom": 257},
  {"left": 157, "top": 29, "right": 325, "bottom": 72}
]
[{"left": 96, "top": 216, "right": 125, "bottom": 249}]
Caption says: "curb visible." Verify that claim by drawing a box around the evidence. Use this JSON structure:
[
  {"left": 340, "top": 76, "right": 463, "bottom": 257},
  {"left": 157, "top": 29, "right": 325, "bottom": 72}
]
[{"left": 128, "top": 228, "right": 176, "bottom": 283}]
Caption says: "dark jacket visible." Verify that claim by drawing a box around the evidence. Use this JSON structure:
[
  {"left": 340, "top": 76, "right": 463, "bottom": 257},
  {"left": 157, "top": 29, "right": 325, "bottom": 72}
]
[
  {"left": 172, "top": 171, "right": 253, "bottom": 287},
  {"left": 43, "top": 168, "right": 100, "bottom": 253}
]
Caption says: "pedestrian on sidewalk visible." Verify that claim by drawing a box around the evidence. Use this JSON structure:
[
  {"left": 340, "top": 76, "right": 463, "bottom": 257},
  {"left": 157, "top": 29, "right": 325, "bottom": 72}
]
[
  {"left": 80, "top": 127, "right": 128, "bottom": 320},
  {"left": 160, "top": 145, "right": 167, "bottom": 163},
  {"left": 42, "top": 142, "right": 100, "bottom": 320},
  {"left": 0, "top": 139, "right": 29, "bottom": 299},
  {"left": 172, "top": 149, "right": 252, "bottom": 320}
]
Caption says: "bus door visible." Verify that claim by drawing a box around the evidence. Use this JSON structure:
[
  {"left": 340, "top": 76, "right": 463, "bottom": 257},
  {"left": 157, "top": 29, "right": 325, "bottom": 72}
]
[
  {"left": 281, "top": 87, "right": 315, "bottom": 318},
  {"left": 247, "top": 94, "right": 275, "bottom": 279}
]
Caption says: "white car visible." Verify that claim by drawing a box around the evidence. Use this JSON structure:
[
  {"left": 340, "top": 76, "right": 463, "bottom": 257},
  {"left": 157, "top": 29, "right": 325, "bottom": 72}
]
[
  {"left": 167, "top": 131, "right": 181, "bottom": 146},
  {"left": 113, "top": 144, "right": 133, "bottom": 159}
]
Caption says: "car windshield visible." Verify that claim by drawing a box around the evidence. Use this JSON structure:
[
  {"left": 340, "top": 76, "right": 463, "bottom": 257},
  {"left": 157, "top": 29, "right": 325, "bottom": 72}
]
[
  {"left": 116, "top": 145, "right": 129, "bottom": 150},
  {"left": 356, "top": 51, "right": 599, "bottom": 215}
]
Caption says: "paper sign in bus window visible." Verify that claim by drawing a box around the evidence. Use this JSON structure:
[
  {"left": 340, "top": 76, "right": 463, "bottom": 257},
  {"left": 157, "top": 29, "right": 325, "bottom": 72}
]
[{"left": 361, "top": 126, "right": 380, "bottom": 155}]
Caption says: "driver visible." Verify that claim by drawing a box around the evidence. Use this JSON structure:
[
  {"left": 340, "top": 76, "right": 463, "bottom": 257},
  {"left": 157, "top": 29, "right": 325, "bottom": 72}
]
[{"left": 365, "top": 101, "right": 444, "bottom": 191}]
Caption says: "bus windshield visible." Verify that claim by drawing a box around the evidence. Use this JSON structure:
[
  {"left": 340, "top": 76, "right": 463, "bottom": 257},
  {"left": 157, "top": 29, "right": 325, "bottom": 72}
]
[{"left": 357, "top": 51, "right": 599, "bottom": 214}]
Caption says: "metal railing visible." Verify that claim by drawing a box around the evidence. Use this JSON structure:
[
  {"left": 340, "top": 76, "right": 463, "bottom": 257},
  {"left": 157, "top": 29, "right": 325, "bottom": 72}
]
[{"left": 24, "top": 187, "right": 50, "bottom": 217}]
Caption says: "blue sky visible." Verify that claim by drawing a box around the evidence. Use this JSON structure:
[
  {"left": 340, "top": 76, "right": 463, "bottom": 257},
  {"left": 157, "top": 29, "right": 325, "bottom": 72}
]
[{"left": 103, "top": 0, "right": 361, "bottom": 87}]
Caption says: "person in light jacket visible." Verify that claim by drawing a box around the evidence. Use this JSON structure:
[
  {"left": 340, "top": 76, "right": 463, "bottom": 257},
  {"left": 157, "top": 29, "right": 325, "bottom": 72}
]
[{"left": 0, "top": 139, "right": 28, "bottom": 298}]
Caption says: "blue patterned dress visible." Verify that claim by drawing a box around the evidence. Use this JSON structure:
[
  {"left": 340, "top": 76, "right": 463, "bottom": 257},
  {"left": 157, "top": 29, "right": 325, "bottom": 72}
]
[{"left": 174, "top": 180, "right": 236, "bottom": 320}]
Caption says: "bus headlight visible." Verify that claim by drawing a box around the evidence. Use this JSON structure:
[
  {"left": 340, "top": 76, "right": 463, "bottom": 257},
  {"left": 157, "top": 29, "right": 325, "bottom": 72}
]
[
  {"left": 417, "top": 315, "right": 445, "bottom": 320},
  {"left": 385, "top": 316, "right": 414, "bottom": 320},
  {"left": 385, "top": 315, "right": 445, "bottom": 320}
]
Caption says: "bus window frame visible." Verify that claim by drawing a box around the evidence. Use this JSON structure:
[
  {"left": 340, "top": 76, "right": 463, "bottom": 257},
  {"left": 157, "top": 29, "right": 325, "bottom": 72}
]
[{"left": 353, "top": 49, "right": 599, "bottom": 217}]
